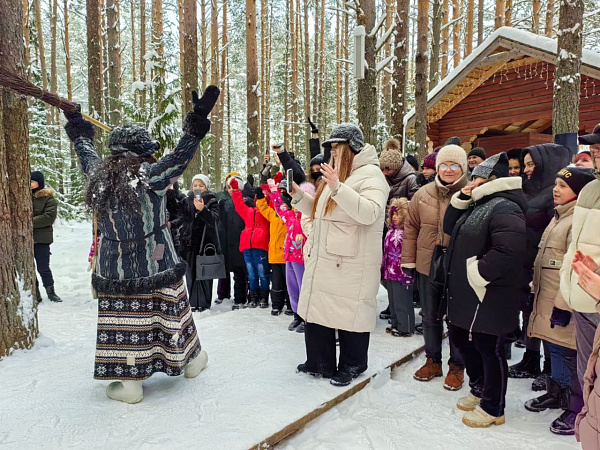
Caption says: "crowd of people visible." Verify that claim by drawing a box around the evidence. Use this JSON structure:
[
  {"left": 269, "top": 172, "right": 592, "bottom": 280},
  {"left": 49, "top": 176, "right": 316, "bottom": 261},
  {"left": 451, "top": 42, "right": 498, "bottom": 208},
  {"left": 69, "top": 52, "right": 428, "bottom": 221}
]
[{"left": 28, "top": 84, "right": 600, "bottom": 446}]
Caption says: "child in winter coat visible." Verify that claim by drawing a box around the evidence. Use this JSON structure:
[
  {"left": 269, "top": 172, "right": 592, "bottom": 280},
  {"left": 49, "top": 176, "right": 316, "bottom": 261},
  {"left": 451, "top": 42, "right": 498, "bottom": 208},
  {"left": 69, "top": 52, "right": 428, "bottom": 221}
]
[
  {"left": 268, "top": 178, "right": 315, "bottom": 333},
  {"left": 382, "top": 197, "right": 415, "bottom": 336},
  {"left": 230, "top": 177, "right": 271, "bottom": 308},
  {"left": 256, "top": 181, "right": 288, "bottom": 314}
]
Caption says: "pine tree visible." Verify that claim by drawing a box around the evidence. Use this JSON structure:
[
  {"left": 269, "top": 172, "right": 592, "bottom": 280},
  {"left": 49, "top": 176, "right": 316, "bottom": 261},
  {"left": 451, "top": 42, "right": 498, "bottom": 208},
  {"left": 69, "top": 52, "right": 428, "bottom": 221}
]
[
  {"left": 246, "top": 0, "right": 260, "bottom": 174},
  {"left": 414, "top": 0, "right": 430, "bottom": 160},
  {"left": 391, "top": 0, "right": 409, "bottom": 141}
]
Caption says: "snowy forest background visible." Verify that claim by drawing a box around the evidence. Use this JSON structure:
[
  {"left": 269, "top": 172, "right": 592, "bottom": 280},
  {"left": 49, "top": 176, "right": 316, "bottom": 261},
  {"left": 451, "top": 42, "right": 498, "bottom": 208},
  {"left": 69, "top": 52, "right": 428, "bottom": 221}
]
[{"left": 24, "top": 0, "right": 600, "bottom": 219}]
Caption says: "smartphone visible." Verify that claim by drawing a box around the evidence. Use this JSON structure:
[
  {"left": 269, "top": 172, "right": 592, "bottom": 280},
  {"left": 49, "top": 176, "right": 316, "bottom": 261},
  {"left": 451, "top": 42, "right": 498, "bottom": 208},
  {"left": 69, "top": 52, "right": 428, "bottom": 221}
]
[{"left": 286, "top": 169, "right": 293, "bottom": 194}]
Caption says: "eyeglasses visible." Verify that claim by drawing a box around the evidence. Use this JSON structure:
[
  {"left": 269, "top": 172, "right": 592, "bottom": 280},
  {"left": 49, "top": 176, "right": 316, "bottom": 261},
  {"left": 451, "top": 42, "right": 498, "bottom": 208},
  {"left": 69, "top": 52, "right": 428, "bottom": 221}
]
[{"left": 438, "top": 163, "right": 461, "bottom": 171}]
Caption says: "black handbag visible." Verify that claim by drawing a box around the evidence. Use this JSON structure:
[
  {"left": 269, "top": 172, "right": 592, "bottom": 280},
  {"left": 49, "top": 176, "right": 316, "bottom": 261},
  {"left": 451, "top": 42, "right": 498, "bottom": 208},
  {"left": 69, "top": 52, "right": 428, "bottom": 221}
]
[
  {"left": 195, "top": 226, "right": 226, "bottom": 281},
  {"left": 429, "top": 195, "right": 447, "bottom": 287}
]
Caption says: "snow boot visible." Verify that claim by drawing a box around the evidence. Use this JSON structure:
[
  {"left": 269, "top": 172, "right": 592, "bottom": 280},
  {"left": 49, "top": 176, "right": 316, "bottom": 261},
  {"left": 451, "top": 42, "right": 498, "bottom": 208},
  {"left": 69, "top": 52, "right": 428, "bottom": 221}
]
[
  {"left": 106, "top": 380, "right": 143, "bottom": 404},
  {"left": 550, "top": 411, "right": 576, "bottom": 436},
  {"left": 288, "top": 315, "right": 302, "bottom": 331},
  {"left": 46, "top": 286, "right": 62, "bottom": 303},
  {"left": 515, "top": 339, "right": 526, "bottom": 349},
  {"left": 413, "top": 358, "right": 443, "bottom": 382},
  {"left": 379, "top": 307, "right": 391, "bottom": 320},
  {"left": 247, "top": 291, "right": 259, "bottom": 308},
  {"left": 462, "top": 406, "right": 505, "bottom": 428},
  {"left": 297, "top": 363, "right": 334, "bottom": 379},
  {"left": 184, "top": 349, "right": 208, "bottom": 378},
  {"left": 295, "top": 321, "right": 306, "bottom": 333},
  {"left": 330, "top": 371, "right": 353, "bottom": 387},
  {"left": 524, "top": 377, "right": 561, "bottom": 412},
  {"left": 284, "top": 307, "right": 294, "bottom": 316},
  {"left": 214, "top": 297, "right": 227, "bottom": 305},
  {"left": 508, "top": 349, "right": 541, "bottom": 379},
  {"left": 232, "top": 302, "right": 245, "bottom": 310},
  {"left": 532, "top": 357, "right": 552, "bottom": 391},
  {"left": 271, "top": 308, "right": 282, "bottom": 316},
  {"left": 444, "top": 364, "right": 464, "bottom": 391},
  {"left": 386, "top": 327, "right": 412, "bottom": 337},
  {"left": 259, "top": 290, "right": 270, "bottom": 309},
  {"left": 457, "top": 393, "right": 481, "bottom": 411}
]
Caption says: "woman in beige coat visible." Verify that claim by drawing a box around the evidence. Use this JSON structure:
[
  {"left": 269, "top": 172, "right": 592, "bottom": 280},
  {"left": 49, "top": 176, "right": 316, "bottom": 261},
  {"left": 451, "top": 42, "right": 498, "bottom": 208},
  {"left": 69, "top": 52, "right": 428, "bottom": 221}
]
[
  {"left": 290, "top": 123, "right": 389, "bottom": 387},
  {"left": 524, "top": 167, "right": 595, "bottom": 436}
]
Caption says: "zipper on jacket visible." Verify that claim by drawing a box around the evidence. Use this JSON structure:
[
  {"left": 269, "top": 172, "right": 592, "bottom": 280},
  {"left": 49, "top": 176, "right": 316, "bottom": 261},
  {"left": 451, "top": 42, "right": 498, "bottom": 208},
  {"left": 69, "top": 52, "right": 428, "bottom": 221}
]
[{"left": 469, "top": 304, "right": 481, "bottom": 341}]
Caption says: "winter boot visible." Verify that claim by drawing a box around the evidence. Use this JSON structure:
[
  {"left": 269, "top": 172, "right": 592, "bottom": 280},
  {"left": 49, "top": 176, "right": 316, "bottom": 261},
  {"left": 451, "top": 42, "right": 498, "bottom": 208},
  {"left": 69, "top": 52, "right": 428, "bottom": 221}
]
[
  {"left": 524, "top": 377, "right": 561, "bottom": 412},
  {"left": 247, "top": 291, "right": 259, "bottom": 308},
  {"left": 288, "top": 315, "right": 302, "bottom": 331},
  {"left": 444, "top": 364, "right": 465, "bottom": 391},
  {"left": 271, "top": 308, "right": 282, "bottom": 316},
  {"left": 413, "top": 358, "right": 443, "bottom": 382},
  {"left": 379, "top": 307, "right": 391, "bottom": 320},
  {"left": 106, "top": 380, "right": 143, "bottom": 404},
  {"left": 46, "top": 286, "right": 62, "bottom": 303},
  {"left": 259, "top": 290, "right": 270, "bottom": 309},
  {"left": 297, "top": 363, "right": 334, "bottom": 379},
  {"left": 184, "top": 349, "right": 208, "bottom": 378},
  {"left": 532, "top": 357, "right": 552, "bottom": 391},
  {"left": 284, "top": 307, "right": 295, "bottom": 316},
  {"left": 462, "top": 406, "right": 505, "bottom": 428},
  {"left": 330, "top": 370, "right": 353, "bottom": 387},
  {"left": 34, "top": 284, "right": 43, "bottom": 304},
  {"left": 457, "top": 393, "right": 481, "bottom": 411},
  {"left": 295, "top": 321, "right": 306, "bottom": 333},
  {"left": 550, "top": 411, "right": 576, "bottom": 436},
  {"left": 508, "top": 349, "right": 541, "bottom": 379}
]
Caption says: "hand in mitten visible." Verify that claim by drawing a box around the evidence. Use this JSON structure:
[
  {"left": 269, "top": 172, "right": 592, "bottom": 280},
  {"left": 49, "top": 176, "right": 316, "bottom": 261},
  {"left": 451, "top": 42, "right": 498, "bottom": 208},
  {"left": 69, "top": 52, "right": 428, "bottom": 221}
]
[
  {"left": 267, "top": 178, "right": 277, "bottom": 193},
  {"left": 247, "top": 174, "right": 255, "bottom": 187},
  {"left": 550, "top": 307, "right": 572, "bottom": 328},
  {"left": 255, "top": 186, "right": 265, "bottom": 200},
  {"left": 307, "top": 116, "right": 319, "bottom": 135},
  {"left": 273, "top": 172, "right": 283, "bottom": 185},
  {"left": 63, "top": 104, "right": 95, "bottom": 142},
  {"left": 183, "top": 86, "right": 220, "bottom": 138},
  {"left": 229, "top": 178, "right": 239, "bottom": 190}
]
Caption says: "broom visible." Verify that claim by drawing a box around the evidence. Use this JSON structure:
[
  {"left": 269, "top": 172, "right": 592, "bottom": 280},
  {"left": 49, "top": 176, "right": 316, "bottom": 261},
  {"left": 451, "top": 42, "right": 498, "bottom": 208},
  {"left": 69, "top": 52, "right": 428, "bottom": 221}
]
[{"left": 0, "top": 67, "right": 112, "bottom": 132}]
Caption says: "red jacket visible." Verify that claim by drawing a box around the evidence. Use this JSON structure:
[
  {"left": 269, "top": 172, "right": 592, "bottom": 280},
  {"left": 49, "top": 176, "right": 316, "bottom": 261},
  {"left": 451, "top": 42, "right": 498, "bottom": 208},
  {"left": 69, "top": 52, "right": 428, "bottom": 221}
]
[{"left": 231, "top": 189, "right": 270, "bottom": 252}]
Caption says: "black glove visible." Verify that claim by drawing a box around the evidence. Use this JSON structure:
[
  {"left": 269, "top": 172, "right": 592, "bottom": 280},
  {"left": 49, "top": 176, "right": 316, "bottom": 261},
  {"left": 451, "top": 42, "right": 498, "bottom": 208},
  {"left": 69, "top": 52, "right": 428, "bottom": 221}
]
[
  {"left": 247, "top": 174, "right": 255, "bottom": 187},
  {"left": 550, "top": 307, "right": 572, "bottom": 328},
  {"left": 308, "top": 116, "right": 319, "bottom": 134},
  {"left": 183, "top": 86, "right": 220, "bottom": 138},
  {"left": 254, "top": 186, "right": 265, "bottom": 200},
  {"left": 63, "top": 104, "right": 95, "bottom": 142}
]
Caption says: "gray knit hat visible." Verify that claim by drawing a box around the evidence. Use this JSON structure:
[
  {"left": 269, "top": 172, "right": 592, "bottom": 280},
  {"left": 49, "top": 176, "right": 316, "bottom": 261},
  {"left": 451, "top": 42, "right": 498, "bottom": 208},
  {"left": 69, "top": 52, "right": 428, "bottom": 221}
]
[
  {"left": 322, "top": 123, "right": 364, "bottom": 154},
  {"left": 472, "top": 152, "right": 509, "bottom": 180},
  {"left": 109, "top": 125, "right": 161, "bottom": 157}
]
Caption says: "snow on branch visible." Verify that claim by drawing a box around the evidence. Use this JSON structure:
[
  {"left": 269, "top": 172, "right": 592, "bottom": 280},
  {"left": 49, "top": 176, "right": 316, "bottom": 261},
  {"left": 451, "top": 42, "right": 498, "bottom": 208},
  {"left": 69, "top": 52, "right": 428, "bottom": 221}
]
[
  {"left": 376, "top": 24, "right": 395, "bottom": 53},
  {"left": 376, "top": 55, "right": 396, "bottom": 73},
  {"left": 441, "top": 15, "right": 465, "bottom": 31}
]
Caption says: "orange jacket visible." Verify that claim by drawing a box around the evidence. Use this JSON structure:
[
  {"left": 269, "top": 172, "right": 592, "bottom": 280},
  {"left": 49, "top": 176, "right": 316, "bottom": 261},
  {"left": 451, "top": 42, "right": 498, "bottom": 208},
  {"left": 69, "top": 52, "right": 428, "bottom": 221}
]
[{"left": 256, "top": 198, "right": 286, "bottom": 265}]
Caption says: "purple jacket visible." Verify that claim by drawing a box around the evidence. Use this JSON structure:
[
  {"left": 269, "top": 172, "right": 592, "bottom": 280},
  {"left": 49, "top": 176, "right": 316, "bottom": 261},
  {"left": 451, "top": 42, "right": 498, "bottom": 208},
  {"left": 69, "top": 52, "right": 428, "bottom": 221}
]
[{"left": 382, "top": 225, "right": 414, "bottom": 285}]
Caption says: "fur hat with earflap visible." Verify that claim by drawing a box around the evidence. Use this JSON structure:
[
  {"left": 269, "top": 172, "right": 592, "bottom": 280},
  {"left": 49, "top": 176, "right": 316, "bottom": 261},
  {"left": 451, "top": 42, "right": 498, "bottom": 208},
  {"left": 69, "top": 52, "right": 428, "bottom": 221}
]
[{"left": 388, "top": 197, "right": 409, "bottom": 225}]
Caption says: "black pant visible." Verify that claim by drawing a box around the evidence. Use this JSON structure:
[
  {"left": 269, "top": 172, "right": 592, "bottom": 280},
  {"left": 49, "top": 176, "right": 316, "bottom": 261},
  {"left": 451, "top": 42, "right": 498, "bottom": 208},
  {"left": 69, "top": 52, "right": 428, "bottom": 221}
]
[
  {"left": 183, "top": 248, "right": 213, "bottom": 309},
  {"left": 220, "top": 267, "right": 248, "bottom": 304},
  {"left": 271, "top": 263, "right": 287, "bottom": 310},
  {"left": 387, "top": 280, "right": 416, "bottom": 333},
  {"left": 449, "top": 324, "right": 508, "bottom": 417},
  {"left": 304, "top": 322, "right": 370, "bottom": 375},
  {"left": 34, "top": 243, "right": 54, "bottom": 288}
]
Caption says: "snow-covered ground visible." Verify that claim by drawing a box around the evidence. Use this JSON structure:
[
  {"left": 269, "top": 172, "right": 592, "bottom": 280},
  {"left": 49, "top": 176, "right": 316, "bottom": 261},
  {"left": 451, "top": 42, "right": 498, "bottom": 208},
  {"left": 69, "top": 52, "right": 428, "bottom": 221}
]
[{"left": 0, "top": 223, "right": 582, "bottom": 449}]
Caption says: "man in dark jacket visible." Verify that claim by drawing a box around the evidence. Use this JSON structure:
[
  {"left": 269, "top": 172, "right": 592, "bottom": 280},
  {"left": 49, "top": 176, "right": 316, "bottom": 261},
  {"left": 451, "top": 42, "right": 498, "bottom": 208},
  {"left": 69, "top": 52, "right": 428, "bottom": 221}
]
[
  {"left": 379, "top": 138, "right": 418, "bottom": 202},
  {"left": 31, "top": 171, "right": 62, "bottom": 303}
]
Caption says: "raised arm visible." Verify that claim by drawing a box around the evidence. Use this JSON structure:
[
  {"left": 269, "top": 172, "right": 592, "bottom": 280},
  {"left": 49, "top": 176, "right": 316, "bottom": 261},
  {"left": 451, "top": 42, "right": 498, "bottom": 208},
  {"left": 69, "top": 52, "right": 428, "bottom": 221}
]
[{"left": 63, "top": 107, "right": 101, "bottom": 175}]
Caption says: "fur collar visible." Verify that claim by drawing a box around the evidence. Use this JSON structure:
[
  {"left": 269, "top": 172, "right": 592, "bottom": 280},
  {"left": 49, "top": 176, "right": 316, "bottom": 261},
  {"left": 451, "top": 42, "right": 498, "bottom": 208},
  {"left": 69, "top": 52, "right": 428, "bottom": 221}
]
[
  {"left": 33, "top": 187, "right": 56, "bottom": 198},
  {"left": 471, "top": 177, "right": 522, "bottom": 202}
]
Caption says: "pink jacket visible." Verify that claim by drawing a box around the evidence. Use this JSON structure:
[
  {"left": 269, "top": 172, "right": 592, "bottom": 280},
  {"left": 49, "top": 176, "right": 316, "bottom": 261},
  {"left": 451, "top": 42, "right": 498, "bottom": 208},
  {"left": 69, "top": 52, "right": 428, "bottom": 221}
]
[{"left": 272, "top": 191, "right": 306, "bottom": 264}]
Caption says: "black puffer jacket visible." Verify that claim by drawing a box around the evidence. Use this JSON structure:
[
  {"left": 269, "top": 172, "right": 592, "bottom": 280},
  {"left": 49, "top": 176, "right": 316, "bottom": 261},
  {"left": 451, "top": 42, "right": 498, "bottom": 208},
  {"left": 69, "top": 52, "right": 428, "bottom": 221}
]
[
  {"left": 165, "top": 183, "right": 186, "bottom": 251},
  {"left": 521, "top": 144, "right": 570, "bottom": 275},
  {"left": 387, "top": 159, "right": 419, "bottom": 202},
  {"left": 443, "top": 177, "right": 527, "bottom": 336},
  {"left": 216, "top": 191, "right": 246, "bottom": 271},
  {"left": 179, "top": 190, "right": 220, "bottom": 254}
]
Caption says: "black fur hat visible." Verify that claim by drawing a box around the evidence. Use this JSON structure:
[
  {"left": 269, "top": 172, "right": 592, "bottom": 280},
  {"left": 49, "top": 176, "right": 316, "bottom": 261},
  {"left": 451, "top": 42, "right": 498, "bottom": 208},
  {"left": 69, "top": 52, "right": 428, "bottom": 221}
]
[{"left": 109, "top": 125, "right": 160, "bottom": 157}]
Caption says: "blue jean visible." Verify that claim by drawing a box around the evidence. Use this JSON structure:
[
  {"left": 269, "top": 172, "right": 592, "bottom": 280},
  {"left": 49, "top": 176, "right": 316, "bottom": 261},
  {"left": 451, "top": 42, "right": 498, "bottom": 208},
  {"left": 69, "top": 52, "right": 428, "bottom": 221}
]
[
  {"left": 243, "top": 249, "right": 270, "bottom": 291},
  {"left": 547, "top": 342, "right": 573, "bottom": 389}
]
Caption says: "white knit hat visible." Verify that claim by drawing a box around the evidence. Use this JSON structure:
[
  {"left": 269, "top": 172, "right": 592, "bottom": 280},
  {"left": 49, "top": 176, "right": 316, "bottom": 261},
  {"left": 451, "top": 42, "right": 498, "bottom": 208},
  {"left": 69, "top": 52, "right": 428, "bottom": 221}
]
[
  {"left": 192, "top": 174, "right": 211, "bottom": 190},
  {"left": 436, "top": 144, "right": 468, "bottom": 174}
]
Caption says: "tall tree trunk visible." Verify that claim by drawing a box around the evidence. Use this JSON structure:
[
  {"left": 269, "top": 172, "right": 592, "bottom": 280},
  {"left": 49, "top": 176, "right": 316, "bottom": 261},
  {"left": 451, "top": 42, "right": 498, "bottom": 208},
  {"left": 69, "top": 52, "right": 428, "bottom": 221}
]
[
  {"left": 381, "top": 0, "right": 394, "bottom": 126},
  {"left": 87, "top": 0, "right": 103, "bottom": 149},
  {"left": 391, "top": 0, "right": 409, "bottom": 141},
  {"left": 223, "top": 0, "right": 231, "bottom": 173},
  {"left": 336, "top": 8, "right": 342, "bottom": 124},
  {"left": 107, "top": 0, "right": 122, "bottom": 125},
  {"left": 151, "top": 0, "right": 164, "bottom": 114},
  {"left": 441, "top": 0, "right": 449, "bottom": 78},
  {"left": 452, "top": 0, "right": 461, "bottom": 68},
  {"left": 430, "top": 0, "right": 442, "bottom": 88},
  {"left": 63, "top": 0, "right": 74, "bottom": 168},
  {"left": 552, "top": 0, "right": 584, "bottom": 135},
  {"left": 504, "top": 0, "right": 512, "bottom": 25},
  {"left": 495, "top": 0, "right": 505, "bottom": 29},
  {"left": 477, "top": 0, "right": 484, "bottom": 44},
  {"left": 466, "top": 0, "right": 474, "bottom": 55},
  {"left": 290, "top": 0, "right": 299, "bottom": 153},
  {"left": 50, "top": 0, "right": 60, "bottom": 183},
  {"left": 260, "top": 0, "right": 268, "bottom": 152},
  {"left": 246, "top": 0, "right": 259, "bottom": 174},
  {"left": 303, "top": 0, "right": 311, "bottom": 157},
  {"left": 415, "top": 0, "right": 429, "bottom": 160},
  {"left": 0, "top": 0, "right": 38, "bottom": 358},
  {"left": 200, "top": 0, "right": 207, "bottom": 89},
  {"left": 211, "top": 0, "right": 221, "bottom": 181},
  {"left": 532, "top": 0, "right": 541, "bottom": 33},
  {"left": 181, "top": 0, "right": 199, "bottom": 179},
  {"left": 139, "top": 0, "right": 146, "bottom": 107},
  {"left": 34, "top": 0, "right": 50, "bottom": 124},
  {"left": 545, "top": 0, "right": 554, "bottom": 37},
  {"left": 343, "top": 0, "right": 349, "bottom": 123},
  {"left": 221, "top": 0, "right": 228, "bottom": 174},
  {"left": 312, "top": 0, "right": 319, "bottom": 122},
  {"left": 23, "top": 0, "right": 31, "bottom": 77},
  {"left": 130, "top": 0, "right": 136, "bottom": 106},
  {"left": 356, "top": 0, "right": 377, "bottom": 145}
]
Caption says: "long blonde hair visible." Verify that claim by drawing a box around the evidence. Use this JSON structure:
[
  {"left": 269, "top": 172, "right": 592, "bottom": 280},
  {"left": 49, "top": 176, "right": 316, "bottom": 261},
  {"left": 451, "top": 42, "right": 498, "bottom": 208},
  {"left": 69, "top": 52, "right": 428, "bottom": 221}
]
[{"left": 311, "top": 143, "right": 355, "bottom": 220}]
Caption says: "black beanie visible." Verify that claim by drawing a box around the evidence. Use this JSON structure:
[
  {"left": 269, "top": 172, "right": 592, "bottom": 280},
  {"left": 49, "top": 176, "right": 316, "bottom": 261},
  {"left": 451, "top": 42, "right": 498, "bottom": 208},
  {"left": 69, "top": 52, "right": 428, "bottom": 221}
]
[
  {"left": 556, "top": 167, "right": 596, "bottom": 196},
  {"left": 445, "top": 136, "right": 461, "bottom": 146},
  {"left": 468, "top": 147, "right": 487, "bottom": 161},
  {"left": 406, "top": 154, "right": 419, "bottom": 171},
  {"left": 31, "top": 171, "right": 45, "bottom": 190}
]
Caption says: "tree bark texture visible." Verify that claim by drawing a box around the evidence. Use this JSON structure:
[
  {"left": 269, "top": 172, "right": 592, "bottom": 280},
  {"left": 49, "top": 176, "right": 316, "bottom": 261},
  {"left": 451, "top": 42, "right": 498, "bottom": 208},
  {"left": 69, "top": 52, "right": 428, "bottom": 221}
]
[
  {"left": 430, "top": 0, "right": 442, "bottom": 88},
  {"left": 477, "top": 0, "right": 484, "bottom": 44},
  {"left": 552, "top": 0, "right": 584, "bottom": 135},
  {"left": 107, "top": 0, "right": 122, "bottom": 125},
  {"left": 495, "top": 0, "right": 505, "bottom": 29},
  {"left": 466, "top": 0, "right": 474, "bottom": 55},
  {"left": 0, "top": 0, "right": 38, "bottom": 358},
  {"left": 391, "top": 0, "right": 409, "bottom": 141},
  {"left": 545, "top": 0, "right": 554, "bottom": 37},
  {"left": 246, "top": 0, "right": 260, "bottom": 174},
  {"left": 356, "top": 0, "right": 377, "bottom": 146},
  {"left": 414, "top": 0, "right": 429, "bottom": 160},
  {"left": 441, "top": 0, "right": 449, "bottom": 78},
  {"left": 532, "top": 0, "right": 541, "bottom": 33},
  {"left": 140, "top": 0, "right": 146, "bottom": 107},
  {"left": 452, "top": 0, "right": 461, "bottom": 68},
  {"left": 86, "top": 0, "right": 103, "bottom": 149},
  {"left": 211, "top": 0, "right": 221, "bottom": 182}
]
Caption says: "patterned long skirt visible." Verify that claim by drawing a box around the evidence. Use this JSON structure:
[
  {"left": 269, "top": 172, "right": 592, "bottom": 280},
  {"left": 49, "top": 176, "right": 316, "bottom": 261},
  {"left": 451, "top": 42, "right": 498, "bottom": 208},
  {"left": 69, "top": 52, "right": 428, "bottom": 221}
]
[{"left": 94, "top": 278, "right": 201, "bottom": 380}]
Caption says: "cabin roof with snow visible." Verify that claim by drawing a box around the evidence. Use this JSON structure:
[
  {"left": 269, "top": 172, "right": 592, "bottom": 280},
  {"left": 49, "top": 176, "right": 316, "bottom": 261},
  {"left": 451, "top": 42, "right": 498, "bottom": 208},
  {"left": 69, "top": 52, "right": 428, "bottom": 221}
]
[{"left": 404, "top": 27, "right": 600, "bottom": 154}]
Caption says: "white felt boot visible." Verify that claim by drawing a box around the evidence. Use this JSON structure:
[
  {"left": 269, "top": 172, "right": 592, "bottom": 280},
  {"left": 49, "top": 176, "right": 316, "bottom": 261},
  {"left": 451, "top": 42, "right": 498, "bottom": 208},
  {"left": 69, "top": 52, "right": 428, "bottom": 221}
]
[
  {"left": 185, "top": 349, "right": 208, "bottom": 378},
  {"left": 106, "top": 380, "right": 143, "bottom": 404}
]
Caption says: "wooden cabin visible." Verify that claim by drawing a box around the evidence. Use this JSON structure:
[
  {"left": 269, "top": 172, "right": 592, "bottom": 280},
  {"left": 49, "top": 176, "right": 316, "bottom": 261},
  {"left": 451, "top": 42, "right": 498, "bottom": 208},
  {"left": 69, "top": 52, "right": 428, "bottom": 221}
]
[{"left": 404, "top": 27, "right": 600, "bottom": 156}]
